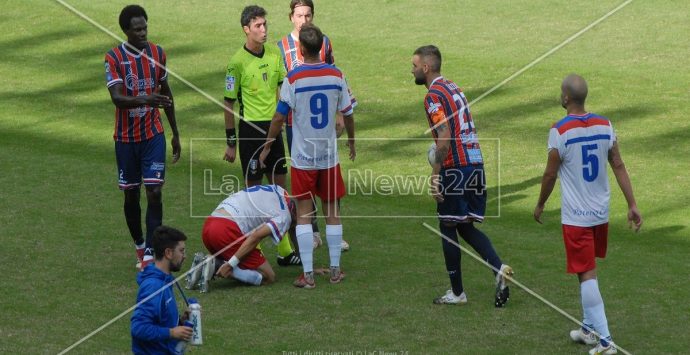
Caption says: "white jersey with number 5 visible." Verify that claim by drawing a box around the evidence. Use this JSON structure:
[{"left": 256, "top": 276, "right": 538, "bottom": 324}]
[
  {"left": 276, "top": 63, "right": 354, "bottom": 170},
  {"left": 548, "top": 113, "right": 616, "bottom": 227},
  {"left": 211, "top": 185, "right": 292, "bottom": 245}
]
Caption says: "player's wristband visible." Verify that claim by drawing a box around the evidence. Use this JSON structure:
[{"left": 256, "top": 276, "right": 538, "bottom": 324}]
[
  {"left": 226, "top": 128, "right": 237, "bottom": 147},
  {"left": 228, "top": 256, "right": 240, "bottom": 268}
]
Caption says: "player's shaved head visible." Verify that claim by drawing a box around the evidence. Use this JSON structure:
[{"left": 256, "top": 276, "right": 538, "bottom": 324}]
[
  {"left": 561, "top": 74, "right": 588, "bottom": 106},
  {"left": 413, "top": 45, "right": 442, "bottom": 73},
  {"left": 299, "top": 23, "right": 323, "bottom": 57}
]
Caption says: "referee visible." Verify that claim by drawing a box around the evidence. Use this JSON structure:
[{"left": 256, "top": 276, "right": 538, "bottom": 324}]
[{"left": 223, "top": 5, "right": 287, "bottom": 188}]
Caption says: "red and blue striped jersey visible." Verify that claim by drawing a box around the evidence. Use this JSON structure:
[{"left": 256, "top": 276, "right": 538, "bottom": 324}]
[
  {"left": 278, "top": 33, "right": 334, "bottom": 72},
  {"left": 105, "top": 42, "right": 167, "bottom": 143},
  {"left": 425, "top": 77, "right": 483, "bottom": 168}
]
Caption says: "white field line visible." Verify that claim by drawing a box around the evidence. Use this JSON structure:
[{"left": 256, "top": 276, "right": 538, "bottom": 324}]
[
  {"left": 425, "top": 0, "right": 635, "bottom": 134},
  {"left": 422, "top": 222, "right": 632, "bottom": 355},
  {"left": 53, "top": 0, "right": 266, "bottom": 134}
]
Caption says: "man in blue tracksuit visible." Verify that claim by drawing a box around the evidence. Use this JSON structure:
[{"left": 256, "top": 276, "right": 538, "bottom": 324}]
[{"left": 131, "top": 226, "right": 193, "bottom": 354}]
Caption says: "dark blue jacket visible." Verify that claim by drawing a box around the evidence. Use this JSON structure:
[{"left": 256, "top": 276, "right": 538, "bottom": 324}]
[{"left": 131, "top": 264, "right": 180, "bottom": 354}]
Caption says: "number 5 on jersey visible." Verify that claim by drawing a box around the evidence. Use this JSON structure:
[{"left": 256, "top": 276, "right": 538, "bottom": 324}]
[{"left": 581, "top": 144, "right": 599, "bottom": 182}]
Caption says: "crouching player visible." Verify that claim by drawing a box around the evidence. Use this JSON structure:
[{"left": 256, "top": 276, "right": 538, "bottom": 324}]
[{"left": 185, "top": 184, "right": 296, "bottom": 292}]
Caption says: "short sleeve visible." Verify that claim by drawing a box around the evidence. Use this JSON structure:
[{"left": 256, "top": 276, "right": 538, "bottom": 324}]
[
  {"left": 105, "top": 54, "right": 122, "bottom": 88},
  {"left": 158, "top": 47, "right": 168, "bottom": 82},
  {"left": 277, "top": 80, "right": 294, "bottom": 113},
  {"left": 425, "top": 94, "right": 446, "bottom": 133},
  {"left": 266, "top": 210, "right": 291, "bottom": 245},
  {"left": 278, "top": 53, "right": 287, "bottom": 83},
  {"left": 608, "top": 121, "right": 617, "bottom": 149},
  {"left": 224, "top": 58, "right": 240, "bottom": 100},
  {"left": 338, "top": 76, "right": 354, "bottom": 115},
  {"left": 547, "top": 127, "right": 562, "bottom": 158}
]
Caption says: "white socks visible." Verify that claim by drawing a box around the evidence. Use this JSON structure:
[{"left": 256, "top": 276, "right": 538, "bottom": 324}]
[
  {"left": 581, "top": 278, "right": 611, "bottom": 342},
  {"left": 232, "top": 267, "right": 263, "bottom": 286},
  {"left": 296, "top": 224, "right": 314, "bottom": 273},
  {"left": 326, "top": 224, "right": 343, "bottom": 268}
]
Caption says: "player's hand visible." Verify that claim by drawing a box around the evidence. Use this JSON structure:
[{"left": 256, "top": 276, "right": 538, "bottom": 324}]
[
  {"left": 628, "top": 205, "right": 642, "bottom": 232},
  {"left": 533, "top": 204, "right": 545, "bottom": 224},
  {"left": 215, "top": 262, "right": 234, "bottom": 278},
  {"left": 430, "top": 175, "right": 444, "bottom": 203},
  {"left": 258, "top": 147, "right": 270, "bottom": 169},
  {"left": 224, "top": 146, "right": 236, "bottom": 163},
  {"left": 146, "top": 93, "right": 172, "bottom": 108},
  {"left": 170, "top": 325, "right": 193, "bottom": 341},
  {"left": 171, "top": 135, "right": 181, "bottom": 164},
  {"left": 347, "top": 140, "right": 356, "bottom": 161}
]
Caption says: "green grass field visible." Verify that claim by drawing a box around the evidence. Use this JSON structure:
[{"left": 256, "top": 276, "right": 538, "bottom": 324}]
[{"left": 1, "top": 0, "right": 689, "bottom": 353}]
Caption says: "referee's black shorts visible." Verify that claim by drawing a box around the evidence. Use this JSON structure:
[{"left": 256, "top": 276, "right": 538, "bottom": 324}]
[{"left": 238, "top": 120, "right": 287, "bottom": 181}]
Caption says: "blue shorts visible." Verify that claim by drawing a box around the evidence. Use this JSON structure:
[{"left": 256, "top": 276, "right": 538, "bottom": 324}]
[
  {"left": 437, "top": 165, "right": 486, "bottom": 223},
  {"left": 115, "top": 133, "right": 166, "bottom": 190}
]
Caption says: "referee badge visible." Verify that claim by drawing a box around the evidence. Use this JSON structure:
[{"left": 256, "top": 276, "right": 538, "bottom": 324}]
[{"left": 262, "top": 72, "right": 267, "bottom": 82}]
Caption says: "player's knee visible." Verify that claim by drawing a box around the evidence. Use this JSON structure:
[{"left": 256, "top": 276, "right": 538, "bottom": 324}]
[
  {"left": 441, "top": 221, "right": 457, "bottom": 228},
  {"left": 145, "top": 186, "right": 162, "bottom": 203},
  {"left": 456, "top": 222, "right": 473, "bottom": 231},
  {"left": 124, "top": 188, "right": 140, "bottom": 204},
  {"left": 578, "top": 269, "right": 597, "bottom": 282}
]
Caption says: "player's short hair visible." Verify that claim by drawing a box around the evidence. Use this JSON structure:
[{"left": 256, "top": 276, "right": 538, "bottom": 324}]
[
  {"left": 414, "top": 45, "right": 442, "bottom": 72},
  {"left": 290, "top": 0, "right": 314, "bottom": 17},
  {"left": 152, "top": 226, "right": 187, "bottom": 260},
  {"left": 119, "top": 5, "right": 148, "bottom": 32},
  {"left": 241, "top": 5, "right": 267, "bottom": 28},
  {"left": 299, "top": 23, "right": 323, "bottom": 57}
]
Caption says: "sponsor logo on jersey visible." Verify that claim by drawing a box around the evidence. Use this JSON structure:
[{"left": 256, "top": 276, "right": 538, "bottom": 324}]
[
  {"left": 125, "top": 73, "right": 156, "bottom": 91},
  {"left": 151, "top": 162, "right": 165, "bottom": 171},
  {"left": 226, "top": 75, "right": 235, "bottom": 91}
]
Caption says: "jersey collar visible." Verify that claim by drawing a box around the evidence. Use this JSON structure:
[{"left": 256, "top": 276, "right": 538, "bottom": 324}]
[
  {"left": 243, "top": 44, "right": 265, "bottom": 58},
  {"left": 430, "top": 76, "right": 444, "bottom": 87}
]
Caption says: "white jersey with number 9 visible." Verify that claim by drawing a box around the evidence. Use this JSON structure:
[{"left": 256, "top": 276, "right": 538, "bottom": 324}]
[{"left": 278, "top": 63, "right": 354, "bottom": 170}]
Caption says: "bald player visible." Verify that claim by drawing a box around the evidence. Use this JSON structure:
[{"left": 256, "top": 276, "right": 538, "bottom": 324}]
[{"left": 534, "top": 74, "right": 642, "bottom": 355}]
